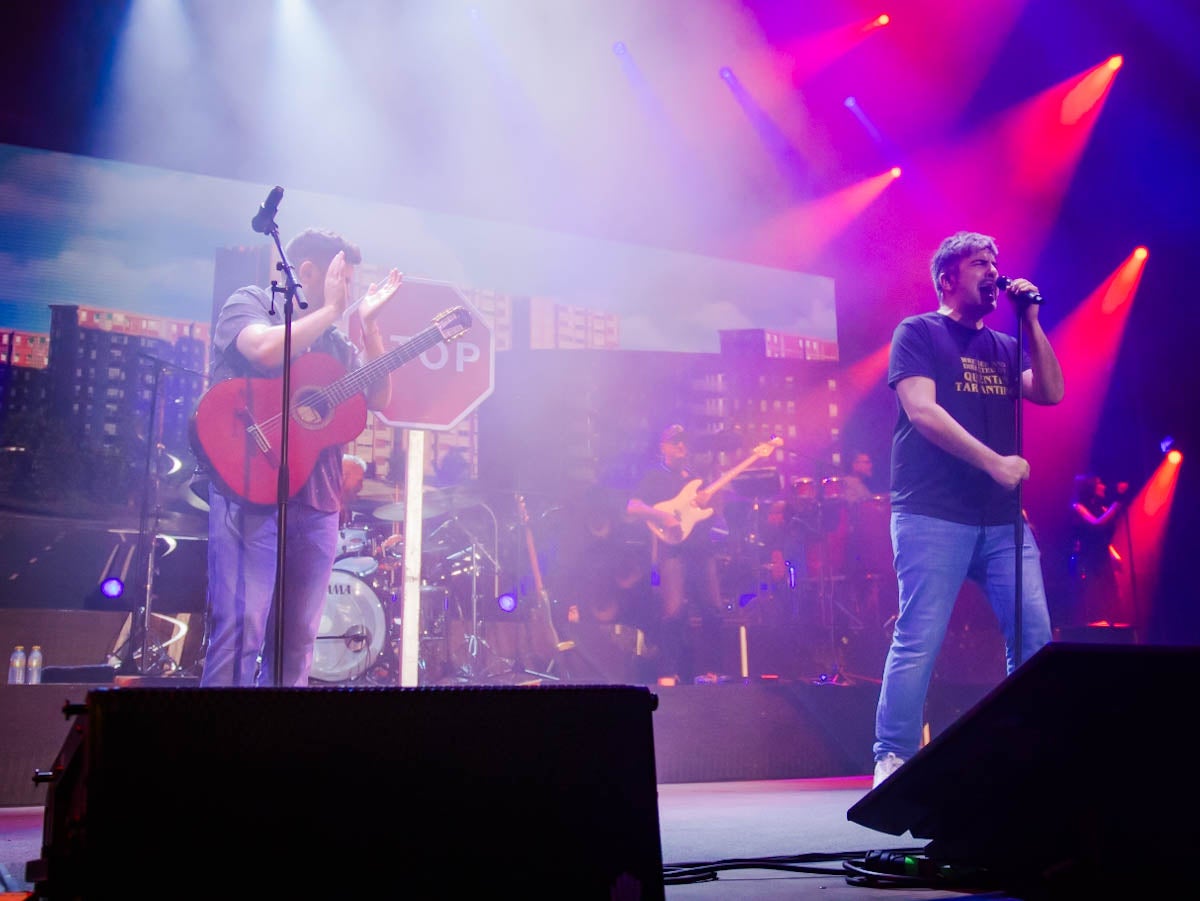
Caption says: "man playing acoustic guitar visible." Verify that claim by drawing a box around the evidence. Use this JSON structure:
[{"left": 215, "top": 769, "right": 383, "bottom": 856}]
[{"left": 199, "top": 227, "right": 402, "bottom": 687}]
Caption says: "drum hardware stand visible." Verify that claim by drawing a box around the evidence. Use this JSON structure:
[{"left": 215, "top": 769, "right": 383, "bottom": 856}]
[
  {"left": 795, "top": 490, "right": 859, "bottom": 684},
  {"left": 116, "top": 353, "right": 204, "bottom": 678},
  {"left": 441, "top": 505, "right": 503, "bottom": 681}
]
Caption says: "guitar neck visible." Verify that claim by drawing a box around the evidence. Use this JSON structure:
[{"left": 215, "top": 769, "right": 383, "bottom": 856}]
[
  {"left": 704, "top": 447, "right": 774, "bottom": 497},
  {"left": 325, "top": 322, "right": 450, "bottom": 404}
]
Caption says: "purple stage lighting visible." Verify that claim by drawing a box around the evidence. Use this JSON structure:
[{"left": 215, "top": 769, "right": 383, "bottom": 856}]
[
  {"left": 496, "top": 592, "right": 518, "bottom": 614},
  {"left": 100, "top": 577, "right": 125, "bottom": 599}
]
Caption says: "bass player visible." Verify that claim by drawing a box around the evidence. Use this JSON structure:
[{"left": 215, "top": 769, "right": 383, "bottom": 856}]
[
  {"left": 625, "top": 423, "right": 736, "bottom": 685},
  {"left": 199, "top": 227, "right": 402, "bottom": 687}
]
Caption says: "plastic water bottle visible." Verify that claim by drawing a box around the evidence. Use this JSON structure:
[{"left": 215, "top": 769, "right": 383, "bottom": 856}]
[
  {"left": 27, "top": 645, "right": 43, "bottom": 685},
  {"left": 7, "top": 645, "right": 26, "bottom": 684}
]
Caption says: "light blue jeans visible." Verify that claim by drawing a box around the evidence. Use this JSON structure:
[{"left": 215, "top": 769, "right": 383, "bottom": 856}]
[
  {"left": 202, "top": 489, "right": 340, "bottom": 687},
  {"left": 873, "top": 511, "right": 1053, "bottom": 763}
]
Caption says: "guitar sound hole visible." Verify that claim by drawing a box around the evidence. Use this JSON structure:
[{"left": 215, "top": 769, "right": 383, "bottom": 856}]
[{"left": 293, "top": 387, "right": 331, "bottom": 428}]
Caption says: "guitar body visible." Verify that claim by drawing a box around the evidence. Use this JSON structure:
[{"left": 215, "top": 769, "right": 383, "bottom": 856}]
[
  {"left": 647, "top": 479, "right": 716, "bottom": 545},
  {"left": 191, "top": 305, "right": 473, "bottom": 506},
  {"left": 191, "top": 352, "right": 368, "bottom": 505}
]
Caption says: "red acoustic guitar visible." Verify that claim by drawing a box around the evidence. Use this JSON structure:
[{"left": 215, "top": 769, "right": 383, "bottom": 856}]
[{"left": 190, "top": 306, "right": 471, "bottom": 505}]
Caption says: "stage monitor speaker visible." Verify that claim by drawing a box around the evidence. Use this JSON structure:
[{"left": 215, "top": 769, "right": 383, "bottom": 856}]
[
  {"left": 847, "top": 641, "right": 1200, "bottom": 891},
  {"left": 30, "top": 684, "right": 664, "bottom": 900}
]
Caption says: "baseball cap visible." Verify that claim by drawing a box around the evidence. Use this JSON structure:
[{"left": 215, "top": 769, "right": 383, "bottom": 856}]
[{"left": 660, "top": 423, "right": 688, "bottom": 444}]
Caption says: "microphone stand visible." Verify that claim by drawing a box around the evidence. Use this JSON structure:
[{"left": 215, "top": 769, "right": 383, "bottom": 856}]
[
  {"left": 1013, "top": 304, "right": 1028, "bottom": 668},
  {"left": 262, "top": 223, "right": 307, "bottom": 688}
]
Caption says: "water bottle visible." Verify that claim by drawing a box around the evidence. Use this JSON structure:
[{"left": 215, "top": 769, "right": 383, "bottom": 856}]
[
  {"left": 27, "top": 645, "right": 43, "bottom": 685},
  {"left": 7, "top": 645, "right": 26, "bottom": 684}
]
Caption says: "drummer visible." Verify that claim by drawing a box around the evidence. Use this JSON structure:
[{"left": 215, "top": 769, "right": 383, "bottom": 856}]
[
  {"left": 840, "top": 450, "right": 877, "bottom": 505},
  {"left": 340, "top": 454, "right": 370, "bottom": 526}
]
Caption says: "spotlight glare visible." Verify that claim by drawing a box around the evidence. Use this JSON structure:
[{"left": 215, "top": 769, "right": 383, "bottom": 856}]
[
  {"left": 890, "top": 166, "right": 902, "bottom": 178},
  {"left": 1134, "top": 246, "right": 1149, "bottom": 260},
  {"left": 719, "top": 66, "right": 735, "bottom": 82},
  {"left": 100, "top": 577, "right": 125, "bottom": 599},
  {"left": 844, "top": 96, "right": 857, "bottom": 108},
  {"left": 1107, "top": 54, "right": 1124, "bottom": 71},
  {"left": 877, "top": 14, "right": 890, "bottom": 26},
  {"left": 496, "top": 592, "right": 518, "bottom": 614},
  {"left": 1168, "top": 449, "right": 1183, "bottom": 465},
  {"left": 613, "top": 41, "right": 626, "bottom": 56}
]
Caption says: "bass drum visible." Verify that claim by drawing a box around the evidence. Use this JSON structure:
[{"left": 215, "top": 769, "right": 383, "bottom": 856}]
[{"left": 311, "top": 570, "right": 389, "bottom": 684}]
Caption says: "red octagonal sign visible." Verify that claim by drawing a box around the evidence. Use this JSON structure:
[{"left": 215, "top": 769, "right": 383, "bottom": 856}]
[{"left": 351, "top": 277, "right": 493, "bottom": 430}]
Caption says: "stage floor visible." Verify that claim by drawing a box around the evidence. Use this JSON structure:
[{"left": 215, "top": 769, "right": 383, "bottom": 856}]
[{"left": 1, "top": 778, "right": 1033, "bottom": 899}]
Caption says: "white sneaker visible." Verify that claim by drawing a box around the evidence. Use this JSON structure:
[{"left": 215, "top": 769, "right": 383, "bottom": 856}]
[{"left": 872, "top": 752, "right": 905, "bottom": 788}]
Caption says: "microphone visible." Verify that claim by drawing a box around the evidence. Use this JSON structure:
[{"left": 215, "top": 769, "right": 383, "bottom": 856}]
[
  {"left": 251, "top": 185, "right": 284, "bottom": 235},
  {"left": 995, "top": 276, "right": 1043, "bottom": 305}
]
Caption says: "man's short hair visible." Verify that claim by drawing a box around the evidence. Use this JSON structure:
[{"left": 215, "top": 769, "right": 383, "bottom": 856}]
[
  {"left": 930, "top": 231, "right": 997, "bottom": 299},
  {"left": 285, "top": 228, "right": 362, "bottom": 273}
]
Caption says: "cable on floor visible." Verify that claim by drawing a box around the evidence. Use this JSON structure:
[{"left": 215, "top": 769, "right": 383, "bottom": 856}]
[{"left": 662, "top": 846, "right": 926, "bottom": 886}]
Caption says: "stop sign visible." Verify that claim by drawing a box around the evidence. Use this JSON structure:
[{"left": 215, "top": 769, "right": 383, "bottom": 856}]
[{"left": 353, "top": 277, "right": 494, "bottom": 430}]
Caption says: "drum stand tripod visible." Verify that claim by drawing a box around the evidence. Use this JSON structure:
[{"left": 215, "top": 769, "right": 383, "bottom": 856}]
[
  {"left": 797, "top": 493, "right": 861, "bottom": 684},
  {"left": 113, "top": 355, "right": 199, "bottom": 677},
  {"left": 440, "top": 504, "right": 506, "bottom": 682}
]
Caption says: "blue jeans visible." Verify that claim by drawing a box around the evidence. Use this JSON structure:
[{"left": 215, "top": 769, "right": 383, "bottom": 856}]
[
  {"left": 873, "top": 511, "right": 1053, "bottom": 763},
  {"left": 202, "top": 489, "right": 340, "bottom": 687}
]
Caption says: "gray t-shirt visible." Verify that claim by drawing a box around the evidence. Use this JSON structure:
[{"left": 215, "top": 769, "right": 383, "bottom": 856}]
[{"left": 209, "top": 285, "right": 361, "bottom": 513}]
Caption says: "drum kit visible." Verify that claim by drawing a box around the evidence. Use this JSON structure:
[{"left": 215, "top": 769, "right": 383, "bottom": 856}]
[
  {"left": 310, "top": 481, "right": 509, "bottom": 686},
  {"left": 725, "top": 470, "right": 895, "bottom": 679}
]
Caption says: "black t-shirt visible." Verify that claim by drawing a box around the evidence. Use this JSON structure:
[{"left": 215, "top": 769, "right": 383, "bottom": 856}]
[
  {"left": 888, "top": 311, "right": 1029, "bottom": 526},
  {"left": 632, "top": 462, "right": 715, "bottom": 556}
]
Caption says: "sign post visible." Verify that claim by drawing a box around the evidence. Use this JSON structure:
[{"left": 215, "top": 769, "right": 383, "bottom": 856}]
[{"left": 351, "top": 278, "right": 494, "bottom": 686}]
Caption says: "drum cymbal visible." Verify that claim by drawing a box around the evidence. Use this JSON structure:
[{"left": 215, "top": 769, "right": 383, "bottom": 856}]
[{"left": 373, "top": 483, "right": 486, "bottom": 522}]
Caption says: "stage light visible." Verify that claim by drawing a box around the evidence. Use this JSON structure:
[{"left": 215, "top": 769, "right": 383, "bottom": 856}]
[
  {"left": 496, "top": 592, "right": 518, "bottom": 614},
  {"left": 101, "top": 577, "right": 125, "bottom": 599},
  {"left": 844, "top": 96, "right": 857, "bottom": 108},
  {"left": 890, "top": 166, "right": 902, "bottom": 178},
  {"left": 1135, "top": 246, "right": 1148, "bottom": 260},
  {"left": 1168, "top": 449, "right": 1183, "bottom": 465},
  {"left": 1107, "top": 54, "right": 1124, "bottom": 71},
  {"left": 613, "top": 41, "right": 626, "bottom": 56},
  {"left": 1160, "top": 436, "right": 1174, "bottom": 454},
  {"left": 876, "top": 14, "right": 890, "bottom": 26},
  {"left": 719, "top": 66, "right": 736, "bottom": 83}
]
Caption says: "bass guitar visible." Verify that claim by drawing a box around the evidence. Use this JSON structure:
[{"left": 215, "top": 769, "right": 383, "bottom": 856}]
[
  {"left": 191, "top": 306, "right": 471, "bottom": 505},
  {"left": 646, "top": 436, "right": 783, "bottom": 545}
]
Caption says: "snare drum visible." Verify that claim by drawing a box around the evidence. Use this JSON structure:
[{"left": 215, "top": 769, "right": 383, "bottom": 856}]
[
  {"left": 311, "top": 570, "right": 388, "bottom": 683},
  {"left": 332, "top": 555, "right": 379, "bottom": 579}
]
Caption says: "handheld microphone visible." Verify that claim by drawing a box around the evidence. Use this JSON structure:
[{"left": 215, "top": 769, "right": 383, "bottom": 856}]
[
  {"left": 251, "top": 186, "right": 284, "bottom": 235},
  {"left": 995, "top": 276, "right": 1043, "bottom": 305}
]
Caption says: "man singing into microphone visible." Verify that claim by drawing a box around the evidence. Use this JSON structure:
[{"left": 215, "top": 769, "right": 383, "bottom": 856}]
[{"left": 871, "top": 231, "right": 1064, "bottom": 787}]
